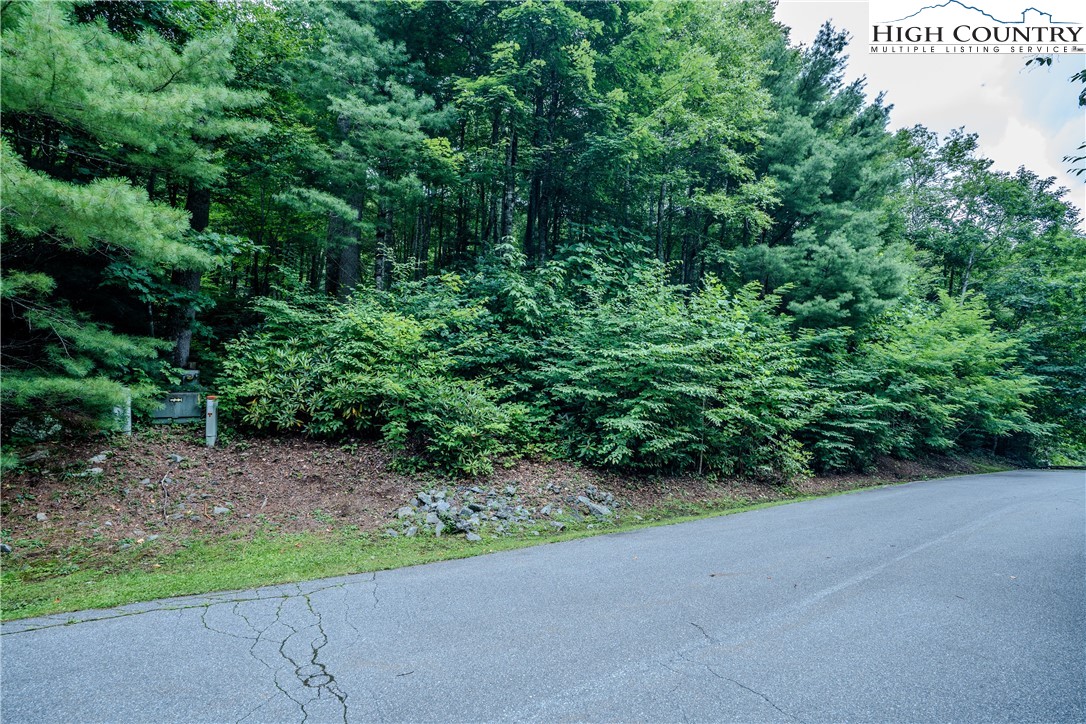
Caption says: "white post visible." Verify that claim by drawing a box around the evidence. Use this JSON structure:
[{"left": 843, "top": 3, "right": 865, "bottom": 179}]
[
  {"left": 205, "top": 395, "right": 218, "bottom": 448},
  {"left": 114, "top": 389, "right": 132, "bottom": 435}
]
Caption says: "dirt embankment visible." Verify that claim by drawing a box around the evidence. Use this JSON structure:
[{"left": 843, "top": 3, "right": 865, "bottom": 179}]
[{"left": 1, "top": 427, "right": 985, "bottom": 560}]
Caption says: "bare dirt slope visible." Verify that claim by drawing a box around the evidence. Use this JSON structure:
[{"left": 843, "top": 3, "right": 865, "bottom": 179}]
[{"left": 1, "top": 426, "right": 983, "bottom": 560}]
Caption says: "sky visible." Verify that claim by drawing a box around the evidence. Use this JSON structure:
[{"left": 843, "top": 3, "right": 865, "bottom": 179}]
[{"left": 774, "top": 0, "right": 1086, "bottom": 215}]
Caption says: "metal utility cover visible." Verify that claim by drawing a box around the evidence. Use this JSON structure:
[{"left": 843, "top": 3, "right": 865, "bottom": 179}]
[{"left": 150, "top": 392, "right": 202, "bottom": 423}]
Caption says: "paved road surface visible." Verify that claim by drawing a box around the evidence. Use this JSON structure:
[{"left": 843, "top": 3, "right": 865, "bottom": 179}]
[{"left": 2, "top": 470, "right": 1083, "bottom": 723}]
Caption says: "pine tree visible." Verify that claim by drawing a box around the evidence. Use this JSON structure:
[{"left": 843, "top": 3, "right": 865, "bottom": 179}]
[{"left": 1, "top": 1, "right": 255, "bottom": 432}]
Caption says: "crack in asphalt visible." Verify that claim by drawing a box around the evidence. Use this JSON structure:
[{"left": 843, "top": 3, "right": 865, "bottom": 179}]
[
  {"left": 5, "top": 574, "right": 387, "bottom": 723},
  {"left": 2, "top": 580, "right": 349, "bottom": 636},
  {"left": 657, "top": 661, "right": 692, "bottom": 724},
  {"left": 689, "top": 621, "right": 715, "bottom": 643},
  {"left": 705, "top": 665, "right": 805, "bottom": 723},
  {"left": 197, "top": 583, "right": 355, "bottom": 724}
]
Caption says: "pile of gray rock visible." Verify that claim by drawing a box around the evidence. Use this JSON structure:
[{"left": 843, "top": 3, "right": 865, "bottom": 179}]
[{"left": 387, "top": 480, "right": 619, "bottom": 540}]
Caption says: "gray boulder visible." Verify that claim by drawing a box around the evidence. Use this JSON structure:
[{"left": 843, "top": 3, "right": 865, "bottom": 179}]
[{"left": 577, "top": 496, "right": 611, "bottom": 518}]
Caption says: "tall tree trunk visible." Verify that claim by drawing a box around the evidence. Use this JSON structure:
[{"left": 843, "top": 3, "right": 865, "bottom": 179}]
[
  {"left": 960, "top": 248, "right": 976, "bottom": 300},
  {"left": 168, "top": 183, "right": 210, "bottom": 369},
  {"left": 324, "top": 211, "right": 349, "bottom": 297},
  {"left": 500, "top": 127, "right": 518, "bottom": 243},
  {"left": 415, "top": 198, "right": 432, "bottom": 279},
  {"left": 525, "top": 170, "right": 540, "bottom": 260},
  {"left": 455, "top": 189, "right": 468, "bottom": 263},
  {"left": 335, "top": 193, "right": 367, "bottom": 300},
  {"left": 656, "top": 180, "right": 666, "bottom": 263},
  {"left": 374, "top": 200, "right": 393, "bottom": 291}
]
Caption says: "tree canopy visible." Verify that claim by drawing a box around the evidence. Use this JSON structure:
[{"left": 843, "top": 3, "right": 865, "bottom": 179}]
[{"left": 3, "top": 0, "right": 1083, "bottom": 474}]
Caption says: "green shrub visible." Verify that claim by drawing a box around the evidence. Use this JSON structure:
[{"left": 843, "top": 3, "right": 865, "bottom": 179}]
[
  {"left": 801, "top": 292, "right": 1047, "bottom": 470},
  {"left": 536, "top": 270, "right": 812, "bottom": 478},
  {"left": 219, "top": 295, "right": 517, "bottom": 476}
]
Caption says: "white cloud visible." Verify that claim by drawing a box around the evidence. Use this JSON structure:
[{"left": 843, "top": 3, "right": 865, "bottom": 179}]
[{"left": 775, "top": 0, "right": 1085, "bottom": 212}]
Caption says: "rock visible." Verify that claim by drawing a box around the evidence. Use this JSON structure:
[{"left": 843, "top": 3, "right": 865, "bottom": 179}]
[
  {"left": 89, "top": 453, "right": 109, "bottom": 464},
  {"left": 469, "top": 486, "right": 483, "bottom": 494},
  {"left": 85, "top": 467, "right": 104, "bottom": 476},
  {"left": 22, "top": 450, "right": 49, "bottom": 463},
  {"left": 167, "top": 513, "right": 183, "bottom": 521},
  {"left": 487, "top": 500, "right": 503, "bottom": 510},
  {"left": 385, "top": 529, "right": 399, "bottom": 537},
  {"left": 467, "top": 502, "right": 485, "bottom": 512},
  {"left": 396, "top": 506, "right": 415, "bottom": 519},
  {"left": 577, "top": 496, "right": 611, "bottom": 518},
  {"left": 0, "top": 543, "right": 12, "bottom": 554},
  {"left": 458, "top": 507, "right": 473, "bottom": 519},
  {"left": 540, "top": 504, "right": 552, "bottom": 517},
  {"left": 532, "top": 531, "right": 540, "bottom": 536},
  {"left": 132, "top": 529, "right": 145, "bottom": 538},
  {"left": 416, "top": 492, "right": 432, "bottom": 506},
  {"left": 212, "top": 506, "right": 231, "bottom": 516},
  {"left": 504, "top": 485, "right": 517, "bottom": 497},
  {"left": 103, "top": 520, "right": 113, "bottom": 527},
  {"left": 147, "top": 535, "right": 159, "bottom": 542},
  {"left": 168, "top": 454, "right": 185, "bottom": 463},
  {"left": 162, "top": 477, "right": 173, "bottom": 485},
  {"left": 433, "top": 521, "right": 445, "bottom": 537},
  {"left": 434, "top": 491, "right": 446, "bottom": 501},
  {"left": 466, "top": 532, "right": 482, "bottom": 542},
  {"left": 404, "top": 526, "right": 418, "bottom": 538},
  {"left": 35, "top": 512, "right": 47, "bottom": 522},
  {"left": 587, "top": 502, "right": 611, "bottom": 518},
  {"left": 118, "top": 543, "right": 131, "bottom": 551},
  {"left": 425, "top": 512, "right": 439, "bottom": 525},
  {"left": 551, "top": 521, "right": 566, "bottom": 532},
  {"left": 435, "top": 500, "right": 451, "bottom": 513},
  {"left": 495, "top": 508, "right": 512, "bottom": 520}
]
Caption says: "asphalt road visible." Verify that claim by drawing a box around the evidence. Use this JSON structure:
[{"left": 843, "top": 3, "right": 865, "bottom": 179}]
[{"left": 2, "top": 469, "right": 1083, "bottom": 723}]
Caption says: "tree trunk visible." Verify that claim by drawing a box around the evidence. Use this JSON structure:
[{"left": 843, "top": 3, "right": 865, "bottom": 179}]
[
  {"left": 374, "top": 200, "right": 393, "bottom": 291},
  {"left": 324, "top": 211, "right": 349, "bottom": 297},
  {"left": 656, "top": 180, "right": 666, "bottom": 263},
  {"left": 960, "top": 248, "right": 976, "bottom": 300},
  {"left": 500, "top": 127, "right": 518, "bottom": 244},
  {"left": 168, "top": 183, "right": 210, "bottom": 369}
]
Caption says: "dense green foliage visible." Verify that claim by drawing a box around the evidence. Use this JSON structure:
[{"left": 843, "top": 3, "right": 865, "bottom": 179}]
[{"left": 3, "top": 1, "right": 1083, "bottom": 475}]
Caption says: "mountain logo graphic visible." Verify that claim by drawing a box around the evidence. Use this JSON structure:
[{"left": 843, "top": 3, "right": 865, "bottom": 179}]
[{"left": 884, "top": 1, "right": 1075, "bottom": 24}]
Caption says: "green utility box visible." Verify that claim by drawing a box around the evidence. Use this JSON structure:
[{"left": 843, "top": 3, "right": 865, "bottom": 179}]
[{"left": 150, "top": 392, "right": 203, "bottom": 424}]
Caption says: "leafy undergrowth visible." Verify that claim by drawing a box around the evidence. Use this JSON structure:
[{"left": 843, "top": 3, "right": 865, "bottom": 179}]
[{"left": 1, "top": 427, "right": 1010, "bottom": 621}]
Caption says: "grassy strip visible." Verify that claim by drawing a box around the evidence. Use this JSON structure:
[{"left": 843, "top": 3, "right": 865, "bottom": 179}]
[{"left": 0, "top": 473, "right": 996, "bottom": 621}]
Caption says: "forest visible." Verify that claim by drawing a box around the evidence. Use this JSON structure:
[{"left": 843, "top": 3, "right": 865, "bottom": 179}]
[{"left": 3, "top": 0, "right": 1084, "bottom": 480}]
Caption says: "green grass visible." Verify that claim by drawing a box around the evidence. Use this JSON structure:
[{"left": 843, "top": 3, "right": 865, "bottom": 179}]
[
  {"left": 0, "top": 489, "right": 861, "bottom": 621},
  {"left": 0, "top": 468, "right": 1006, "bottom": 621}
]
